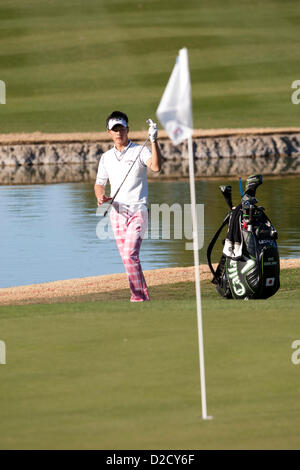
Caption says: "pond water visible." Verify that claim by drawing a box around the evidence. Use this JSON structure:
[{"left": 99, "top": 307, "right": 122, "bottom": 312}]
[{"left": 0, "top": 177, "right": 299, "bottom": 288}]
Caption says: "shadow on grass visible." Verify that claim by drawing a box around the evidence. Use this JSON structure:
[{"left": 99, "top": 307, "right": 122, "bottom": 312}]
[{"left": 16, "top": 280, "right": 212, "bottom": 305}]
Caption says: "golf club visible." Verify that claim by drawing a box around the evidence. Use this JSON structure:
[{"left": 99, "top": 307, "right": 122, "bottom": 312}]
[
  {"left": 103, "top": 121, "right": 151, "bottom": 217},
  {"left": 244, "top": 174, "right": 263, "bottom": 197},
  {"left": 238, "top": 177, "right": 244, "bottom": 197},
  {"left": 219, "top": 185, "right": 233, "bottom": 209}
]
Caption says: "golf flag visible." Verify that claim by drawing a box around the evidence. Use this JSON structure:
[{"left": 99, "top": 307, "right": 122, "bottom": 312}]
[
  {"left": 156, "top": 49, "right": 212, "bottom": 420},
  {"left": 156, "top": 48, "right": 193, "bottom": 145}
]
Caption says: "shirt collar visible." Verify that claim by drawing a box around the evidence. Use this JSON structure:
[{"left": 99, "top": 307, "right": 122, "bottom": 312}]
[{"left": 114, "top": 140, "right": 133, "bottom": 159}]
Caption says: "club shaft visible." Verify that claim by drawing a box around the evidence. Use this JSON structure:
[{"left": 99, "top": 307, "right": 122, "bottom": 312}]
[
  {"left": 103, "top": 136, "right": 150, "bottom": 217},
  {"left": 239, "top": 177, "right": 243, "bottom": 197}
]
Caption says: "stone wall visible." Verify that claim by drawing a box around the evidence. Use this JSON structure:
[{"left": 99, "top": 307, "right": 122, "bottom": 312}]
[
  {"left": 1, "top": 131, "right": 300, "bottom": 184},
  {"left": 159, "top": 133, "right": 300, "bottom": 178}
]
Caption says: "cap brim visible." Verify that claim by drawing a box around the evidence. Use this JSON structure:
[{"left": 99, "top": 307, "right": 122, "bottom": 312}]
[{"left": 107, "top": 118, "right": 128, "bottom": 130}]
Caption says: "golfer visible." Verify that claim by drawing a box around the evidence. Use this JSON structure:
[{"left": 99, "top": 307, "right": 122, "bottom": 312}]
[{"left": 94, "top": 111, "right": 162, "bottom": 302}]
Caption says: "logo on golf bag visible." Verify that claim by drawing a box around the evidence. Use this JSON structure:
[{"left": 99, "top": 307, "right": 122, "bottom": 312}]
[{"left": 227, "top": 261, "right": 246, "bottom": 297}]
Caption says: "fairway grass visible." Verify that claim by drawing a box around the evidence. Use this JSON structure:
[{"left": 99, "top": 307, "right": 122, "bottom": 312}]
[
  {"left": 1, "top": 0, "right": 300, "bottom": 132},
  {"left": 0, "top": 269, "right": 299, "bottom": 449}
]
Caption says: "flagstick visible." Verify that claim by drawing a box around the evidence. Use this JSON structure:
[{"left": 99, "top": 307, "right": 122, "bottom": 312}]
[{"left": 187, "top": 135, "right": 212, "bottom": 420}]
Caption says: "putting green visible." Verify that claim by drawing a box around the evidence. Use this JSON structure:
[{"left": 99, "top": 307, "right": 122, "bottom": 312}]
[{"left": 0, "top": 268, "right": 299, "bottom": 449}]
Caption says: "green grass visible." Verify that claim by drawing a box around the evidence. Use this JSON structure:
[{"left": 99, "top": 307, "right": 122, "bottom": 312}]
[
  {"left": 0, "top": 268, "right": 300, "bottom": 449},
  {"left": 1, "top": 0, "right": 300, "bottom": 132}
]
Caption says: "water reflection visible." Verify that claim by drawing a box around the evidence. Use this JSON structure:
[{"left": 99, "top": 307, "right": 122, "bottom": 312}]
[
  {"left": 0, "top": 177, "right": 299, "bottom": 288},
  {"left": 1, "top": 164, "right": 98, "bottom": 185}
]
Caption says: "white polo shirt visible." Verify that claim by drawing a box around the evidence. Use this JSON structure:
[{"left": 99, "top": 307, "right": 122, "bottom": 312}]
[{"left": 96, "top": 141, "right": 152, "bottom": 205}]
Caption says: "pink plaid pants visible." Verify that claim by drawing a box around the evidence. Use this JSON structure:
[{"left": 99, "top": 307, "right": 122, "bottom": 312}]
[{"left": 110, "top": 204, "right": 150, "bottom": 302}]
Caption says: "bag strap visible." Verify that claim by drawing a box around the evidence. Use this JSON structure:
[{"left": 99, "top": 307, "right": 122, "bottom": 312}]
[{"left": 206, "top": 212, "right": 230, "bottom": 281}]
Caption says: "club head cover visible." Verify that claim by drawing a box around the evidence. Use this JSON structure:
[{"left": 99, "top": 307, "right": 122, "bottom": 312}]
[{"left": 245, "top": 174, "right": 263, "bottom": 197}]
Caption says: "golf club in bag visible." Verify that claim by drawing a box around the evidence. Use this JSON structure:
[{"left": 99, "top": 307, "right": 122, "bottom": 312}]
[{"left": 207, "top": 175, "right": 280, "bottom": 300}]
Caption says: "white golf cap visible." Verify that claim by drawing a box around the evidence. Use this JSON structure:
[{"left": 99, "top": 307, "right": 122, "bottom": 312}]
[{"left": 107, "top": 118, "right": 128, "bottom": 130}]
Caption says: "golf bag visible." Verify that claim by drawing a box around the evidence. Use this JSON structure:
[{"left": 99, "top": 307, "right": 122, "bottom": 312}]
[{"left": 207, "top": 175, "right": 280, "bottom": 300}]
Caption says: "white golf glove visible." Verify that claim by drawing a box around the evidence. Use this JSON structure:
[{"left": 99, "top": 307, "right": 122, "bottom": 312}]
[{"left": 147, "top": 119, "right": 158, "bottom": 142}]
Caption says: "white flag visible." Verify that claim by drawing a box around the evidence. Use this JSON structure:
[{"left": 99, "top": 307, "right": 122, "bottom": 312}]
[{"left": 156, "top": 48, "right": 193, "bottom": 145}]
